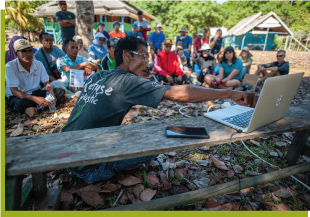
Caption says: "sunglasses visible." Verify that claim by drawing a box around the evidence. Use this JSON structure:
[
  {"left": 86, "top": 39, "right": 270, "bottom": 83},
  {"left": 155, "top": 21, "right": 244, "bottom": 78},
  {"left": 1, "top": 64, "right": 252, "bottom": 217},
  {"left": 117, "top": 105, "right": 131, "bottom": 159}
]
[
  {"left": 165, "top": 45, "right": 172, "bottom": 48},
  {"left": 127, "top": 50, "right": 149, "bottom": 63},
  {"left": 59, "top": 3, "right": 66, "bottom": 6},
  {"left": 277, "top": 55, "right": 284, "bottom": 57}
]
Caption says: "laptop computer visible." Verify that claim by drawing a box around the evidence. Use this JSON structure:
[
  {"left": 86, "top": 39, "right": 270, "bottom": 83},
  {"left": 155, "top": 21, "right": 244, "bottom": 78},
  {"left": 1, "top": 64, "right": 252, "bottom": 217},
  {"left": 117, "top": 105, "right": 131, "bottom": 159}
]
[{"left": 204, "top": 73, "right": 304, "bottom": 133}]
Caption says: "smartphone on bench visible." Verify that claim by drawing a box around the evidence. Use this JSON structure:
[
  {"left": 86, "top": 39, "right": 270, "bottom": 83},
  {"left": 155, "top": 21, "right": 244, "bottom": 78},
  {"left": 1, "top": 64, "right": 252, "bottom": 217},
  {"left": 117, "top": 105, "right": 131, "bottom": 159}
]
[{"left": 165, "top": 126, "right": 210, "bottom": 139}]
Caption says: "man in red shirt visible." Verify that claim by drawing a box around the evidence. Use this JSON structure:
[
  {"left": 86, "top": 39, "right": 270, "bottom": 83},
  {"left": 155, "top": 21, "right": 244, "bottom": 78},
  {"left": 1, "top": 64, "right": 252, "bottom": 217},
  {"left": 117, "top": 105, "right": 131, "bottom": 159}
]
[
  {"left": 133, "top": 11, "right": 151, "bottom": 42},
  {"left": 154, "top": 39, "right": 187, "bottom": 85},
  {"left": 192, "top": 29, "right": 209, "bottom": 65}
]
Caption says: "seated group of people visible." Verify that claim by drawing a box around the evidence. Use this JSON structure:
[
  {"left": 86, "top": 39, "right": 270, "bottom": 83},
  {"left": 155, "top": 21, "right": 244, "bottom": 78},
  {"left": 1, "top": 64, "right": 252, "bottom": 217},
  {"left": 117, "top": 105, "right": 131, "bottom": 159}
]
[{"left": 5, "top": 21, "right": 289, "bottom": 119}]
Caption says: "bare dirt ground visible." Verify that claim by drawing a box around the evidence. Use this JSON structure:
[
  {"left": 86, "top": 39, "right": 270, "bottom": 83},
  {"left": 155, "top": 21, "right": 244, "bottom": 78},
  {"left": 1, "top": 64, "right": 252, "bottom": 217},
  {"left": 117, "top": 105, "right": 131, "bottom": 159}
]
[{"left": 5, "top": 35, "right": 310, "bottom": 211}]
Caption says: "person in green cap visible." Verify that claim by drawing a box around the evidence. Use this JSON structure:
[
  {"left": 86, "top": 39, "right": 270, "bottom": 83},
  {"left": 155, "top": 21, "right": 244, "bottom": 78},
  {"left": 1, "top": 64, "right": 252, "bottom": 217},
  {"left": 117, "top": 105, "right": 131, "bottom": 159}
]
[{"left": 101, "top": 37, "right": 119, "bottom": 70}]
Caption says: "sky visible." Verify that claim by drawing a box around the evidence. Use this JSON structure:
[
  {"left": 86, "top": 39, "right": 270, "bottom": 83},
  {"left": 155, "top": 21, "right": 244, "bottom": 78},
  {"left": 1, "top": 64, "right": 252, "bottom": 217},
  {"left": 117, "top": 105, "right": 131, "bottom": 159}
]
[{"left": 215, "top": 0, "right": 228, "bottom": 4}]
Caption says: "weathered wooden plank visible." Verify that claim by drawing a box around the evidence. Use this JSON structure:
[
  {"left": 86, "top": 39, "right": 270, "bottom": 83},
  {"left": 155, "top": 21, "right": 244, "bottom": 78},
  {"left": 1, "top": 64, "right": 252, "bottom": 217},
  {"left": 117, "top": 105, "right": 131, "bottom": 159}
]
[
  {"left": 5, "top": 176, "right": 22, "bottom": 210},
  {"left": 32, "top": 172, "right": 47, "bottom": 200},
  {"left": 109, "top": 162, "right": 310, "bottom": 210},
  {"left": 5, "top": 104, "right": 310, "bottom": 176},
  {"left": 286, "top": 129, "right": 310, "bottom": 165}
]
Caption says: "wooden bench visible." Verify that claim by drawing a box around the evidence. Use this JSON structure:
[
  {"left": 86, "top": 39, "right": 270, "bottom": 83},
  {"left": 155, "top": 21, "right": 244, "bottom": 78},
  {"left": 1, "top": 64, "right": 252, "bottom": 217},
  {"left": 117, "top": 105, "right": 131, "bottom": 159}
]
[
  {"left": 247, "top": 43, "right": 265, "bottom": 50},
  {"left": 5, "top": 103, "right": 310, "bottom": 210}
]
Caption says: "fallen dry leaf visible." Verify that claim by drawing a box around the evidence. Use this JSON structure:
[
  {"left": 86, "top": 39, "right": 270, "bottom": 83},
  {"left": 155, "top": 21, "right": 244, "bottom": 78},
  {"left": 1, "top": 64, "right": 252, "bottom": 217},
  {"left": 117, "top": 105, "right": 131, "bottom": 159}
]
[
  {"left": 32, "top": 125, "right": 43, "bottom": 131},
  {"left": 233, "top": 165, "right": 244, "bottom": 173},
  {"left": 204, "top": 200, "right": 221, "bottom": 208},
  {"left": 42, "top": 124, "right": 55, "bottom": 130},
  {"left": 270, "top": 151, "right": 279, "bottom": 157},
  {"left": 140, "top": 188, "right": 157, "bottom": 202},
  {"left": 227, "top": 169, "right": 235, "bottom": 178},
  {"left": 247, "top": 171, "right": 262, "bottom": 176},
  {"left": 78, "top": 190, "right": 103, "bottom": 206},
  {"left": 273, "top": 188, "right": 292, "bottom": 198},
  {"left": 10, "top": 123, "right": 24, "bottom": 137},
  {"left": 275, "top": 142, "right": 286, "bottom": 147},
  {"left": 146, "top": 175, "right": 159, "bottom": 187},
  {"left": 79, "top": 183, "right": 102, "bottom": 193},
  {"left": 272, "top": 203, "right": 292, "bottom": 211},
  {"left": 210, "top": 155, "right": 228, "bottom": 170},
  {"left": 60, "top": 190, "right": 74, "bottom": 204},
  {"left": 118, "top": 176, "right": 141, "bottom": 186},
  {"left": 250, "top": 140, "right": 261, "bottom": 146},
  {"left": 100, "top": 183, "right": 118, "bottom": 193},
  {"left": 133, "top": 184, "right": 144, "bottom": 199}
]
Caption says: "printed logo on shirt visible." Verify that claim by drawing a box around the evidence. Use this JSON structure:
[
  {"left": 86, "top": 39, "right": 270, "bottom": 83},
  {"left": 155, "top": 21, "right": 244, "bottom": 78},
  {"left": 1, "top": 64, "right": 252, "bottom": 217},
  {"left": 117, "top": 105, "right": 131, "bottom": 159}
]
[
  {"left": 71, "top": 75, "right": 107, "bottom": 122},
  {"left": 105, "top": 87, "right": 113, "bottom": 96}
]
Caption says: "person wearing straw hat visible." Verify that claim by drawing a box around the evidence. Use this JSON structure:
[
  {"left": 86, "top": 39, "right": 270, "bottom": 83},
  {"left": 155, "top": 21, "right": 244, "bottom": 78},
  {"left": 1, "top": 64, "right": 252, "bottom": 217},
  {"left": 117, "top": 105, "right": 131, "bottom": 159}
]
[
  {"left": 192, "top": 29, "right": 209, "bottom": 65},
  {"left": 149, "top": 22, "right": 165, "bottom": 62},
  {"left": 154, "top": 39, "right": 186, "bottom": 85},
  {"left": 239, "top": 46, "right": 253, "bottom": 76},
  {"left": 193, "top": 44, "right": 217, "bottom": 84},
  {"left": 176, "top": 26, "right": 193, "bottom": 55}
]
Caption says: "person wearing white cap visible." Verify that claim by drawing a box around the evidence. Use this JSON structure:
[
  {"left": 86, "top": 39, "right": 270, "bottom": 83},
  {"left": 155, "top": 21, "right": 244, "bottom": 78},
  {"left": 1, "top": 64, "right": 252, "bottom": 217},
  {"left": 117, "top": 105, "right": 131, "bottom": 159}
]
[
  {"left": 149, "top": 22, "right": 165, "bottom": 62},
  {"left": 176, "top": 26, "right": 193, "bottom": 55},
  {"left": 73, "top": 35, "right": 97, "bottom": 64},
  {"left": 5, "top": 39, "right": 65, "bottom": 117},
  {"left": 192, "top": 29, "right": 209, "bottom": 65},
  {"left": 193, "top": 44, "right": 217, "bottom": 84},
  {"left": 239, "top": 46, "right": 253, "bottom": 76}
]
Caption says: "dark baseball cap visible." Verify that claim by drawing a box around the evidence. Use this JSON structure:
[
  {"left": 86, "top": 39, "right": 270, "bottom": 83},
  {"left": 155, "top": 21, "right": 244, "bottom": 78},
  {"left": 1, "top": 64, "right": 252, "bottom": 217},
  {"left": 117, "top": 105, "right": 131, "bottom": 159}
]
[
  {"left": 107, "top": 37, "right": 119, "bottom": 48},
  {"left": 137, "top": 11, "right": 143, "bottom": 15}
]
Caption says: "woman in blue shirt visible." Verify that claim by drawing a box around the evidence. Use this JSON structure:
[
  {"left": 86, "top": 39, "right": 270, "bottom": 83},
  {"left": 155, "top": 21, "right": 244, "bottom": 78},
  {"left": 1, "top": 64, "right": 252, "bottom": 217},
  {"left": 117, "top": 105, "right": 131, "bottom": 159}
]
[{"left": 205, "top": 46, "right": 243, "bottom": 88}]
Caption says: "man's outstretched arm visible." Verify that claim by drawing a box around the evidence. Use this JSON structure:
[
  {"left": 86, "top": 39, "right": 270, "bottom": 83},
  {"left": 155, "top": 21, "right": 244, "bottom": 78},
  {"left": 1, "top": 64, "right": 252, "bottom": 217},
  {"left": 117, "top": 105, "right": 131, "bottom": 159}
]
[{"left": 163, "top": 85, "right": 256, "bottom": 108}]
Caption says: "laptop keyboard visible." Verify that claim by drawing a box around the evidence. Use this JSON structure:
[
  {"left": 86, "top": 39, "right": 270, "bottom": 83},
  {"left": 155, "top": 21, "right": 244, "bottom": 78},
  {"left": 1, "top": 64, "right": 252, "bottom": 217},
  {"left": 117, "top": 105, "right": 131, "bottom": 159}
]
[{"left": 222, "top": 110, "right": 254, "bottom": 129}]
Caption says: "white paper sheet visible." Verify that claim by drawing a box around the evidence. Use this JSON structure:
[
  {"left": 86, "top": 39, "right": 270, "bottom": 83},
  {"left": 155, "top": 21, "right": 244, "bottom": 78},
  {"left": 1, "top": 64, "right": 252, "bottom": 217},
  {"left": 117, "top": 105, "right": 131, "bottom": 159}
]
[{"left": 70, "top": 69, "right": 94, "bottom": 87}]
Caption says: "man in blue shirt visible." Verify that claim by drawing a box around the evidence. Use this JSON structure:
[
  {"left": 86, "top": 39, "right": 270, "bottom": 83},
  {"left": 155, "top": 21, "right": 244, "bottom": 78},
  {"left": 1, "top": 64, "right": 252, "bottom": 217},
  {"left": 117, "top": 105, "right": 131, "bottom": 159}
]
[
  {"left": 176, "top": 26, "right": 192, "bottom": 55},
  {"left": 34, "top": 33, "right": 65, "bottom": 82},
  {"left": 55, "top": 0, "right": 76, "bottom": 50},
  {"left": 149, "top": 22, "right": 165, "bottom": 62},
  {"left": 127, "top": 23, "right": 143, "bottom": 39},
  {"left": 210, "top": 29, "right": 225, "bottom": 58},
  {"left": 56, "top": 39, "right": 97, "bottom": 92}
]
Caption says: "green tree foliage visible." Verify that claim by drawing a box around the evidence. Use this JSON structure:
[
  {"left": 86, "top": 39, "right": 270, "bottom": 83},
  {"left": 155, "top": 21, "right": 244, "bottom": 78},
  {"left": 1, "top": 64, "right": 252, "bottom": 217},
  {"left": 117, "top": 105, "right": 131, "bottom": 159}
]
[
  {"left": 131, "top": 0, "right": 223, "bottom": 40},
  {"left": 5, "top": 1, "right": 48, "bottom": 36},
  {"left": 131, "top": 0, "right": 310, "bottom": 40}
]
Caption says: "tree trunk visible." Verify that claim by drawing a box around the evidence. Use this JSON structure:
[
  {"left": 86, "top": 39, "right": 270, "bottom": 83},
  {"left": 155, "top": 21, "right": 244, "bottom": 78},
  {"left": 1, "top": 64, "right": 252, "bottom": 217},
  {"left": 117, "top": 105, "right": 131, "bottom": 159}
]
[{"left": 75, "top": 0, "right": 94, "bottom": 49}]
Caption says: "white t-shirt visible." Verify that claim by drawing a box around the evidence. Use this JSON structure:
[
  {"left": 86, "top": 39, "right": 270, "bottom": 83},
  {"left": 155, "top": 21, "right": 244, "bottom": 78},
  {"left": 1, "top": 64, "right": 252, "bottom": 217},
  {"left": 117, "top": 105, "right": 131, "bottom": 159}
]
[
  {"left": 133, "top": 19, "right": 150, "bottom": 28},
  {"left": 5, "top": 58, "right": 49, "bottom": 97}
]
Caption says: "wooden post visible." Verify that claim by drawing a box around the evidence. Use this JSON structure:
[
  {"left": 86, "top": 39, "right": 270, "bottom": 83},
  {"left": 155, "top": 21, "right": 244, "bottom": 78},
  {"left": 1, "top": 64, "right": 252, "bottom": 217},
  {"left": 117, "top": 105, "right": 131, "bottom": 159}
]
[
  {"left": 5, "top": 176, "right": 22, "bottom": 210},
  {"left": 284, "top": 35, "right": 289, "bottom": 50},
  {"left": 32, "top": 172, "right": 47, "bottom": 201},
  {"left": 130, "top": 18, "right": 134, "bottom": 24},
  {"left": 51, "top": 17, "right": 57, "bottom": 43},
  {"left": 100, "top": 16, "right": 103, "bottom": 23},
  {"left": 263, "top": 27, "right": 269, "bottom": 51},
  {"left": 286, "top": 129, "right": 310, "bottom": 166},
  {"left": 105, "top": 15, "right": 107, "bottom": 32},
  {"left": 109, "top": 162, "right": 310, "bottom": 211},
  {"left": 121, "top": 16, "right": 125, "bottom": 33},
  {"left": 241, "top": 34, "right": 246, "bottom": 49},
  {"left": 43, "top": 17, "right": 47, "bottom": 33}
]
